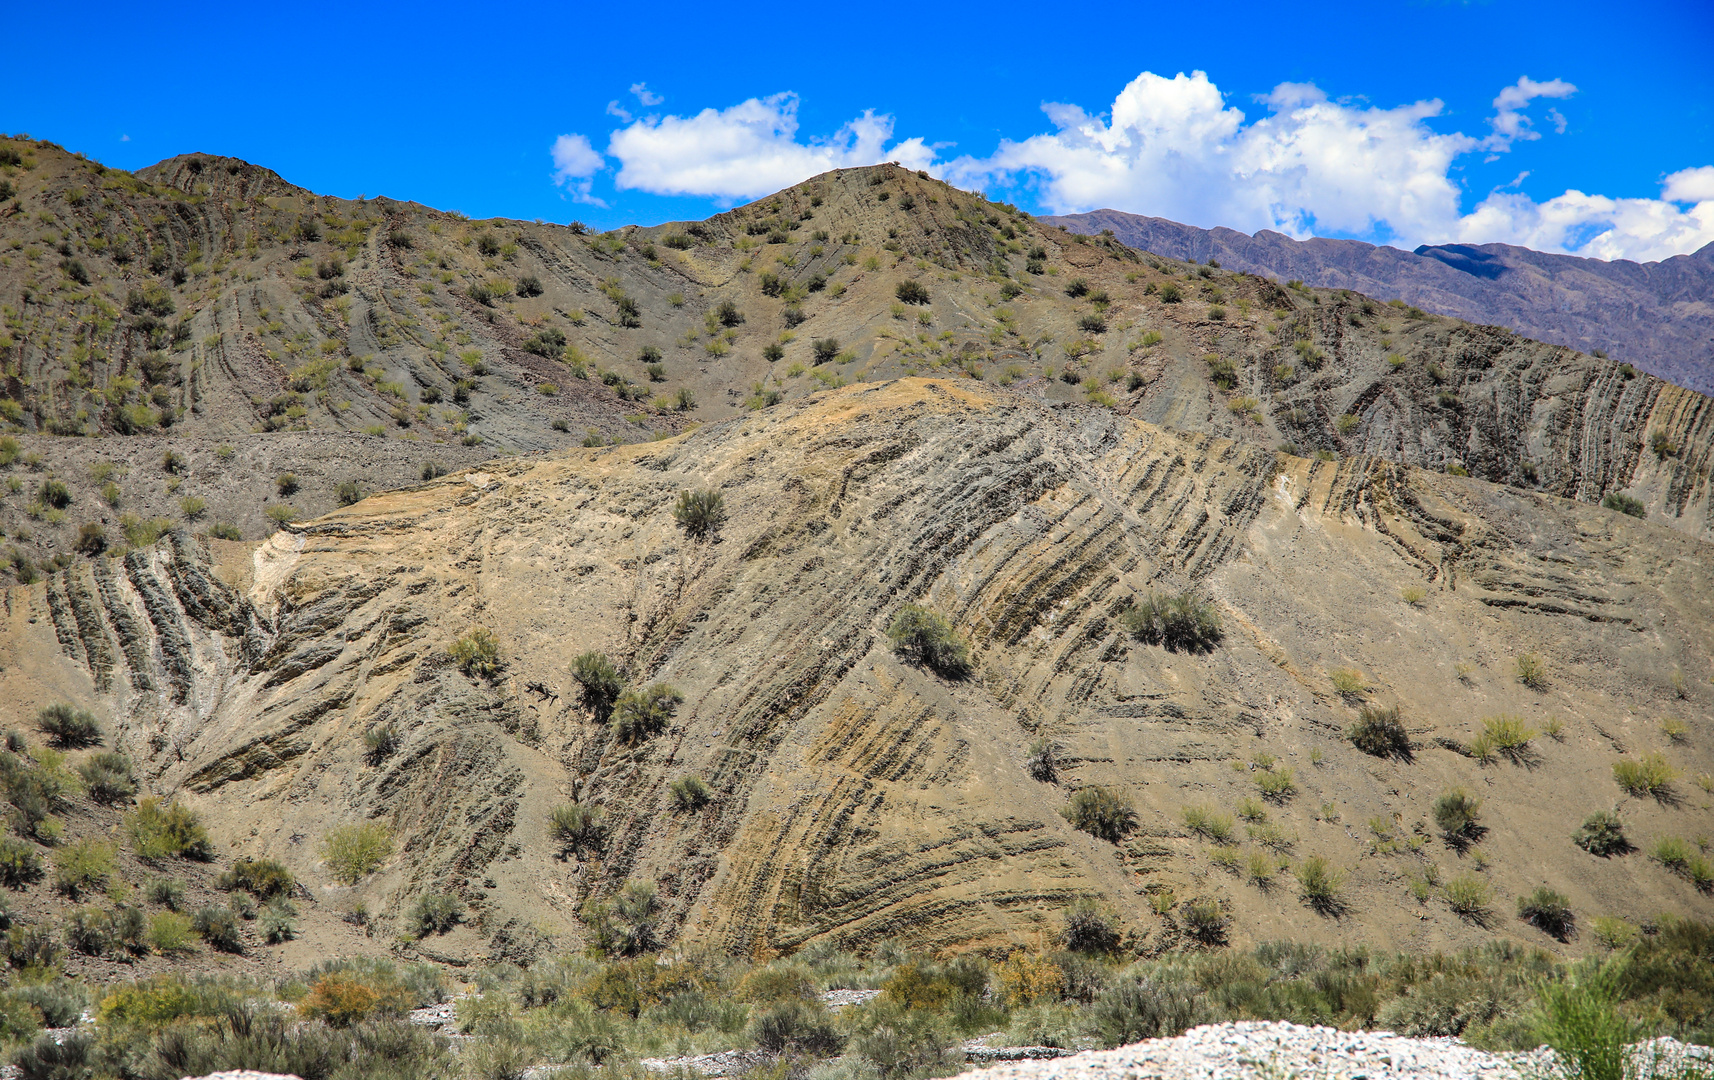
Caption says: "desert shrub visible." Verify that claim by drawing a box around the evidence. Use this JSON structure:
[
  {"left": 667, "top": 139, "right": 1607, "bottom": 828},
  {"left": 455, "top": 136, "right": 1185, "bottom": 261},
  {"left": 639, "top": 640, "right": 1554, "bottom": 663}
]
[
  {"left": 570, "top": 652, "right": 623, "bottom": 721},
  {"left": 1296, "top": 856, "right": 1345, "bottom": 914},
  {"left": 1517, "top": 887, "right": 1574, "bottom": 940},
  {"left": 73, "top": 523, "right": 106, "bottom": 555},
  {"left": 146, "top": 875, "right": 186, "bottom": 909},
  {"left": 1475, "top": 714, "right": 1536, "bottom": 763},
  {"left": 1328, "top": 668, "right": 1368, "bottom": 696},
  {"left": 583, "top": 879, "right": 661, "bottom": 957},
  {"left": 1089, "top": 975, "right": 1202, "bottom": 1045},
  {"left": 749, "top": 1000, "right": 844, "bottom": 1055},
  {"left": 1534, "top": 965, "right": 1640, "bottom": 1080},
  {"left": 1064, "top": 278, "right": 1089, "bottom": 298},
  {"left": 1613, "top": 753, "right": 1676, "bottom": 799},
  {"left": 851, "top": 1002, "right": 959, "bottom": 1079},
  {"left": 260, "top": 896, "right": 299, "bottom": 944},
  {"left": 611, "top": 683, "right": 683, "bottom": 744},
  {"left": 995, "top": 953, "right": 1066, "bottom": 1007},
  {"left": 1433, "top": 788, "right": 1482, "bottom": 841},
  {"left": 516, "top": 274, "right": 543, "bottom": 297},
  {"left": 1348, "top": 705, "right": 1410, "bottom": 759},
  {"left": 669, "top": 776, "right": 712, "bottom": 812},
  {"left": 1573, "top": 811, "right": 1630, "bottom": 857},
  {"left": 147, "top": 911, "right": 194, "bottom": 955},
  {"left": 812, "top": 337, "right": 841, "bottom": 364},
  {"left": 34, "top": 704, "right": 101, "bottom": 749},
  {"left": 228, "top": 890, "right": 258, "bottom": 920},
  {"left": 672, "top": 488, "right": 727, "bottom": 540},
  {"left": 1078, "top": 314, "right": 1108, "bottom": 333},
  {"left": 0, "top": 839, "right": 42, "bottom": 888},
  {"left": 407, "top": 892, "right": 463, "bottom": 937},
  {"left": 1025, "top": 738, "right": 1058, "bottom": 782},
  {"left": 1256, "top": 767, "right": 1296, "bottom": 802},
  {"left": 550, "top": 803, "right": 603, "bottom": 857},
  {"left": 1602, "top": 492, "right": 1645, "bottom": 518},
  {"left": 895, "top": 280, "right": 931, "bottom": 305},
  {"left": 299, "top": 972, "right": 412, "bottom": 1027},
  {"left": 886, "top": 603, "right": 970, "bottom": 678},
  {"left": 126, "top": 798, "right": 214, "bottom": 860},
  {"left": 64, "top": 905, "right": 114, "bottom": 955},
  {"left": 274, "top": 471, "right": 300, "bottom": 497},
  {"left": 52, "top": 838, "right": 115, "bottom": 897},
  {"left": 12, "top": 1030, "right": 95, "bottom": 1080},
  {"left": 1181, "top": 897, "right": 1229, "bottom": 945},
  {"left": 4, "top": 924, "right": 59, "bottom": 970},
  {"left": 335, "top": 479, "right": 362, "bottom": 506},
  {"left": 11, "top": 979, "right": 83, "bottom": 1027},
  {"left": 363, "top": 723, "right": 401, "bottom": 765},
  {"left": 1061, "top": 899, "right": 1121, "bottom": 954},
  {"left": 450, "top": 627, "right": 502, "bottom": 679},
  {"left": 321, "top": 822, "right": 393, "bottom": 885},
  {"left": 78, "top": 751, "right": 135, "bottom": 803},
  {"left": 216, "top": 857, "right": 294, "bottom": 898},
  {"left": 1181, "top": 806, "right": 1236, "bottom": 844},
  {"left": 1121, "top": 593, "right": 1222, "bottom": 652},
  {"left": 1442, "top": 874, "right": 1492, "bottom": 920},
  {"left": 193, "top": 905, "right": 242, "bottom": 952},
  {"left": 1061, "top": 786, "right": 1138, "bottom": 843}
]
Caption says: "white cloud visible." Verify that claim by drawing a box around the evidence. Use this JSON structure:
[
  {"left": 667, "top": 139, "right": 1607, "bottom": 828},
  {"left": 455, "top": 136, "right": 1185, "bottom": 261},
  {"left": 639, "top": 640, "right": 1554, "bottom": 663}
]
[
  {"left": 606, "top": 93, "right": 933, "bottom": 200},
  {"left": 550, "top": 134, "right": 606, "bottom": 206},
  {"left": 939, "top": 70, "right": 1714, "bottom": 262},
  {"left": 630, "top": 82, "right": 663, "bottom": 107}
]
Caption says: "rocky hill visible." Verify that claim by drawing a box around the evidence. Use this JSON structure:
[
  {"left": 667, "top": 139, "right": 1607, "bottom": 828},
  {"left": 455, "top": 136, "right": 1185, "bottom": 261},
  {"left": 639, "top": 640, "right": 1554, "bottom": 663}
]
[
  {"left": 2, "top": 379, "right": 1708, "bottom": 962},
  {"left": 0, "top": 134, "right": 1710, "bottom": 966},
  {"left": 1043, "top": 209, "right": 1714, "bottom": 398}
]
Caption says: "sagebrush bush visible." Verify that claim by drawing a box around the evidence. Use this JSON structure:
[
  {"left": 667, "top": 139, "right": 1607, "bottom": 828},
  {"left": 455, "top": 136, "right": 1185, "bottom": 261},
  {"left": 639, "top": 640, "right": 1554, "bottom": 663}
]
[
  {"left": 1296, "top": 856, "right": 1345, "bottom": 914},
  {"left": 583, "top": 879, "right": 661, "bottom": 957},
  {"left": 1062, "top": 786, "right": 1138, "bottom": 843},
  {"left": 1348, "top": 705, "right": 1410, "bottom": 759},
  {"left": 669, "top": 776, "right": 712, "bottom": 812},
  {"left": 672, "top": 488, "right": 727, "bottom": 540},
  {"left": 570, "top": 652, "right": 624, "bottom": 724},
  {"left": 52, "top": 838, "right": 115, "bottom": 897},
  {"left": 1443, "top": 874, "right": 1491, "bottom": 918},
  {"left": 550, "top": 802, "right": 603, "bottom": 857},
  {"left": 895, "top": 280, "right": 931, "bottom": 305},
  {"left": 0, "top": 838, "right": 43, "bottom": 888},
  {"left": 1433, "top": 789, "right": 1483, "bottom": 841},
  {"left": 77, "top": 751, "right": 135, "bottom": 803},
  {"left": 321, "top": 822, "right": 393, "bottom": 885},
  {"left": 1122, "top": 593, "right": 1222, "bottom": 653},
  {"left": 147, "top": 911, "right": 195, "bottom": 953},
  {"left": 407, "top": 892, "right": 464, "bottom": 937},
  {"left": 261, "top": 896, "right": 299, "bottom": 943},
  {"left": 1025, "top": 738, "right": 1058, "bottom": 782},
  {"left": 1613, "top": 753, "right": 1676, "bottom": 800},
  {"left": 449, "top": 627, "right": 502, "bottom": 679},
  {"left": 1061, "top": 899, "right": 1121, "bottom": 954},
  {"left": 1573, "top": 811, "right": 1630, "bottom": 857},
  {"left": 611, "top": 683, "right": 684, "bottom": 743},
  {"left": 1518, "top": 887, "right": 1574, "bottom": 940},
  {"left": 887, "top": 603, "right": 970, "bottom": 678},
  {"left": 216, "top": 857, "right": 294, "bottom": 898},
  {"left": 749, "top": 1000, "right": 844, "bottom": 1054},
  {"left": 35, "top": 704, "right": 101, "bottom": 748},
  {"left": 193, "top": 905, "right": 242, "bottom": 952},
  {"left": 127, "top": 797, "right": 214, "bottom": 860}
]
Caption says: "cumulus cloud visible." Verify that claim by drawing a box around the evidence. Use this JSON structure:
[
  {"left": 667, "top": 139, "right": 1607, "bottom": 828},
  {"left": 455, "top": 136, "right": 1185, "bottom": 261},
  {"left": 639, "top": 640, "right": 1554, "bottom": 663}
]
[
  {"left": 606, "top": 93, "right": 933, "bottom": 200},
  {"left": 630, "top": 82, "right": 663, "bottom": 107},
  {"left": 550, "top": 133, "right": 606, "bottom": 206},
  {"left": 940, "top": 70, "right": 1714, "bottom": 262}
]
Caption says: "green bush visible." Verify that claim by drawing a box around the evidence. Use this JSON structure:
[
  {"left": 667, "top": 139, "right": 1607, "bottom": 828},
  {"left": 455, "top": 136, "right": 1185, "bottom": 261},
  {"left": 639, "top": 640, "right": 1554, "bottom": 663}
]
[
  {"left": 126, "top": 797, "right": 214, "bottom": 860},
  {"left": 550, "top": 803, "right": 603, "bottom": 857},
  {"left": 1093, "top": 976, "right": 1206, "bottom": 1046},
  {"left": 583, "top": 879, "right": 661, "bottom": 957},
  {"left": 1061, "top": 898, "right": 1121, "bottom": 954},
  {"left": 10, "top": 978, "right": 83, "bottom": 1027},
  {"left": 77, "top": 751, "right": 135, "bottom": 803},
  {"left": 1518, "top": 887, "right": 1574, "bottom": 940},
  {"left": 51, "top": 838, "right": 115, "bottom": 897},
  {"left": 1181, "top": 806, "right": 1235, "bottom": 844},
  {"left": 1534, "top": 965, "right": 1639, "bottom": 1080},
  {"left": 363, "top": 723, "right": 401, "bottom": 765},
  {"left": 261, "top": 896, "right": 300, "bottom": 944},
  {"left": 0, "top": 839, "right": 42, "bottom": 888},
  {"left": 887, "top": 603, "right": 970, "bottom": 678},
  {"left": 1025, "top": 738, "right": 1058, "bottom": 782},
  {"left": 216, "top": 857, "right": 294, "bottom": 898},
  {"left": 1442, "top": 873, "right": 1491, "bottom": 919},
  {"left": 321, "top": 823, "right": 393, "bottom": 884},
  {"left": 1296, "top": 856, "right": 1345, "bottom": 915},
  {"left": 146, "top": 875, "right": 186, "bottom": 909},
  {"left": 34, "top": 704, "right": 101, "bottom": 748},
  {"left": 672, "top": 488, "right": 727, "bottom": 540},
  {"left": 669, "top": 776, "right": 712, "bottom": 812},
  {"left": 450, "top": 627, "right": 502, "bottom": 679},
  {"left": 1180, "top": 897, "right": 1229, "bottom": 945},
  {"left": 895, "top": 280, "right": 931, "bottom": 305},
  {"left": 611, "top": 683, "right": 684, "bottom": 744},
  {"left": 1348, "top": 705, "right": 1410, "bottom": 759},
  {"left": 571, "top": 652, "right": 623, "bottom": 721},
  {"left": 146, "top": 911, "right": 195, "bottom": 953},
  {"left": 748, "top": 1000, "right": 844, "bottom": 1054},
  {"left": 407, "top": 892, "right": 463, "bottom": 938},
  {"left": 1433, "top": 788, "right": 1482, "bottom": 841},
  {"left": 64, "top": 905, "right": 114, "bottom": 956},
  {"left": 5, "top": 923, "right": 60, "bottom": 970},
  {"left": 1613, "top": 753, "right": 1675, "bottom": 800},
  {"left": 193, "top": 904, "right": 242, "bottom": 952},
  {"left": 812, "top": 338, "right": 841, "bottom": 364},
  {"left": 1601, "top": 492, "right": 1645, "bottom": 518},
  {"left": 1573, "top": 811, "right": 1630, "bottom": 857},
  {"left": 1122, "top": 593, "right": 1222, "bottom": 653},
  {"left": 1061, "top": 786, "right": 1138, "bottom": 843}
]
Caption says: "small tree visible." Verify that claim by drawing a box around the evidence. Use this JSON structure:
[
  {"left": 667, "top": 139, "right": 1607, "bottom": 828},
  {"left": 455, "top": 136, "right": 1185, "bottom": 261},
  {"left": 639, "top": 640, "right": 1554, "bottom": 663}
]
[
  {"left": 672, "top": 489, "right": 727, "bottom": 540},
  {"left": 886, "top": 604, "right": 970, "bottom": 679},
  {"left": 1061, "top": 786, "right": 1137, "bottom": 843}
]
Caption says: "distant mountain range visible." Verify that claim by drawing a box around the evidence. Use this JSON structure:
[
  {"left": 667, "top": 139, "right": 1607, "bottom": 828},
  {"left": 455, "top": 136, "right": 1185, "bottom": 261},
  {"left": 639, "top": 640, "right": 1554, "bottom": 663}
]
[{"left": 1044, "top": 210, "right": 1714, "bottom": 397}]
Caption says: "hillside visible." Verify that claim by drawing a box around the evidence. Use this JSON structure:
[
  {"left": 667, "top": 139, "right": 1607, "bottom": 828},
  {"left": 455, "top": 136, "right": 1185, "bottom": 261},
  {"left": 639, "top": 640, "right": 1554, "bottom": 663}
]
[
  {"left": 1043, "top": 209, "right": 1714, "bottom": 398},
  {"left": 2, "top": 379, "right": 1708, "bottom": 962}
]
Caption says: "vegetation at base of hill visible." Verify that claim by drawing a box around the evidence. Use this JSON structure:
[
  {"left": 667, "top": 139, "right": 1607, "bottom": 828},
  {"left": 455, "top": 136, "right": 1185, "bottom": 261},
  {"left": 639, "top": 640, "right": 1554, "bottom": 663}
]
[{"left": 6, "top": 918, "right": 1710, "bottom": 1079}]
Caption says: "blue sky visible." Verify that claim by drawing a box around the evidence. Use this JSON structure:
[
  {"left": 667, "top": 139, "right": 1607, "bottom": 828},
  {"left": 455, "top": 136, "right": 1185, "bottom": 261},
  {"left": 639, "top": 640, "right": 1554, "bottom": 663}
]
[{"left": 8, "top": 0, "right": 1713, "bottom": 260}]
